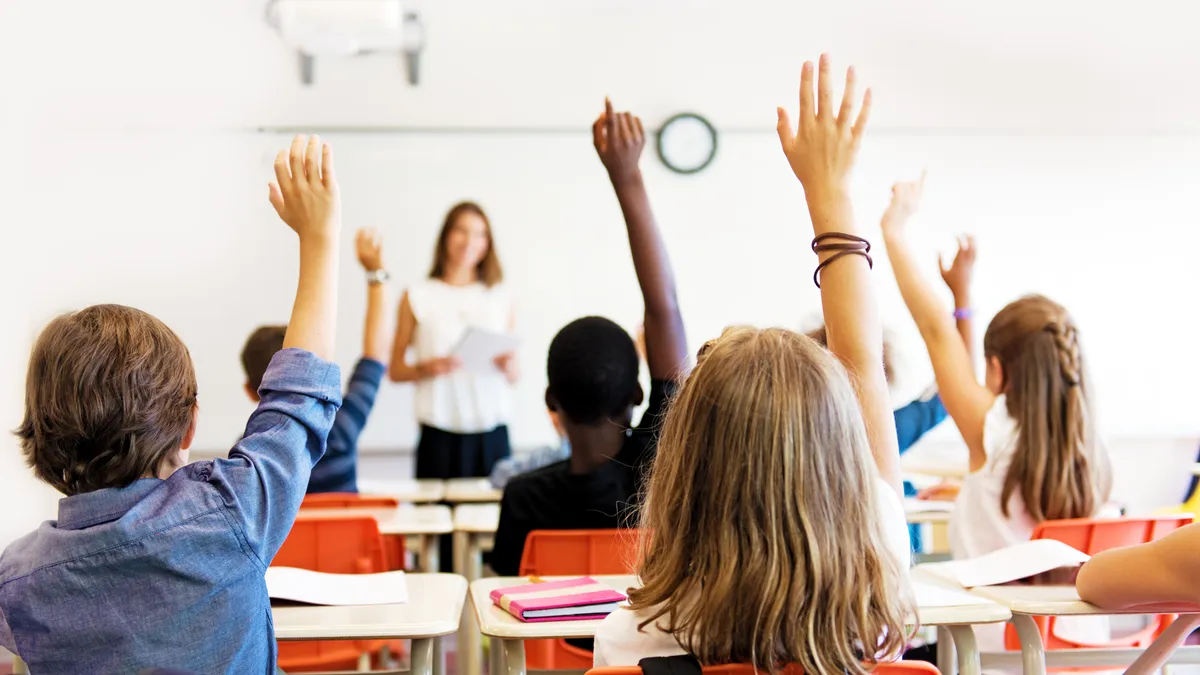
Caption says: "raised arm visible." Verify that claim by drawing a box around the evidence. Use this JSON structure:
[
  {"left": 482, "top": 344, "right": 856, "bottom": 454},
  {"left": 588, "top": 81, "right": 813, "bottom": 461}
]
[
  {"left": 940, "top": 235, "right": 978, "bottom": 363},
  {"left": 593, "top": 98, "right": 688, "bottom": 381},
  {"left": 1077, "top": 523, "right": 1200, "bottom": 609},
  {"left": 776, "top": 55, "right": 901, "bottom": 495},
  {"left": 356, "top": 228, "right": 391, "bottom": 363},
  {"left": 269, "top": 134, "right": 340, "bottom": 359},
  {"left": 880, "top": 177, "right": 993, "bottom": 470}
]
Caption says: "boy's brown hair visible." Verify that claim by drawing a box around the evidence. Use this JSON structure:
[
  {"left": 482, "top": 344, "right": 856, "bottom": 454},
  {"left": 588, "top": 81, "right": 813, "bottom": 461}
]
[
  {"left": 16, "top": 304, "right": 198, "bottom": 496},
  {"left": 241, "top": 325, "right": 287, "bottom": 393}
]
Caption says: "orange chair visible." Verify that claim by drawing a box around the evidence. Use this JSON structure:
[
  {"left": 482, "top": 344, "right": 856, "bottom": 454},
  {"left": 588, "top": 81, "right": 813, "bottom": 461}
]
[
  {"left": 299, "top": 493, "right": 407, "bottom": 569},
  {"left": 588, "top": 659, "right": 941, "bottom": 675},
  {"left": 519, "top": 529, "right": 641, "bottom": 670},
  {"left": 1003, "top": 515, "right": 1193, "bottom": 660},
  {"left": 273, "top": 515, "right": 396, "bottom": 672}
]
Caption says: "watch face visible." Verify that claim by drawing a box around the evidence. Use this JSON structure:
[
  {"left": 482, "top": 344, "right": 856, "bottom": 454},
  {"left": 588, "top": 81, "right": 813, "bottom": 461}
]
[{"left": 657, "top": 113, "right": 717, "bottom": 174}]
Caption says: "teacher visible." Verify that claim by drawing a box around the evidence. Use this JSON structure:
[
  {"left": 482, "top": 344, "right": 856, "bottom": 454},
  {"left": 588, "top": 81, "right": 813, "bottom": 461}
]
[{"left": 390, "top": 201, "right": 517, "bottom": 480}]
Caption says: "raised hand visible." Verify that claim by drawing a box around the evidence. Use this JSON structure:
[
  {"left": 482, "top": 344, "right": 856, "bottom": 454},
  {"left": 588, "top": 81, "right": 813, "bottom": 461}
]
[
  {"left": 939, "top": 235, "right": 977, "bottom": 298},
  {"left": 356, "top": 228, "right": 384, "bottom": 272},
  {"left": 593, "top": 98, "right": 645, "bottom": 184},
  {"left": 269, "top": 134, "right": 341, "bottom": 241},
  {"left": 776, "top": 54, "right": 871, "bottom": 195},
  {"left": 881, "top": 172, "right": 926, "bottom": 236}
]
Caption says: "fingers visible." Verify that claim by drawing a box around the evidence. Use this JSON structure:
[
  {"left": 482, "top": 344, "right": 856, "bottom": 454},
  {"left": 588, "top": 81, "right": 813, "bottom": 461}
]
[
  {"left": 273, "top": 149, "right": 291, "bottom": 192},
  {"left": 938, "top": 252, "right": 948, "bottom": 275},
  {"left": 837, "top": 66, "right": 856, "bottom": 128},
  {"left": 288, "top": 134, "right": 307, "bottom": 182},
  {"left": 592, "top": 114, "right": 606, "bottom": 153},
  {"left": 320, "top": 142, "right": 336, "bottom": 188},
  {"left": 633, "top": 115, "right": 644, "bottom": 142},
  {"left": 604, "top": 97, "right": 616, "bottom": 139},
  {"left": 617, "top": 112, "right": 634, "bottom": 143},
  {"left": 776, "top": 107, "right": 795, "bottom": 150},
  {"left": 268, "top": 183, "right": 285, "bottom": 217},
  {"left": 817, "top": 53, "right": 833, "bottom": 121},
  {"left": 851, "top": 88, "right": 872, "bottom": 140},
  {"left": 304, "top": 135, "right": 321, "bottom": 184},
  {"left": 798, "top": 61, "right": 815, "bottom": 121}
]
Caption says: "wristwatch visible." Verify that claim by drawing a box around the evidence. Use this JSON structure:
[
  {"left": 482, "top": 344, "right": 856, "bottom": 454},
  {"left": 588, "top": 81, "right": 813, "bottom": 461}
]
[{"left": 366, "top": 269, "right": 391, "bottom": 285}]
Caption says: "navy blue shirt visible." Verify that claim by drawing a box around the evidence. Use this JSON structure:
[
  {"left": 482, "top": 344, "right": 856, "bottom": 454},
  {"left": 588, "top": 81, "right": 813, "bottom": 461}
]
[{"left": 307, "top": 358, "right": 386, "bottom": 494}]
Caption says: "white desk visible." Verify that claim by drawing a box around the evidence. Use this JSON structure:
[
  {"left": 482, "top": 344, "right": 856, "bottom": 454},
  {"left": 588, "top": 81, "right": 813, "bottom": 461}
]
[
  {"left": 445, "top": 478, "right": 503, "bottom": 504},
  {"left": 358, "top": 478, "right": 447, "bottom": 503},
  {"left": 274, "top": 573, "right": 467, "bottom": 675},
  {"left": 968, "top": 583, "right": 1200, "bottom": 675},
  {"left": 452, "top": 503, "right": 501, "bottom": 675},
  {"left": 299, "top": 504, "right": 454, "bottom": 572},
  {"left": 904, "top": 499, "right": 954, "bottom": 525},
  {"left": 473, "top": 573, "right": 1009, "bottom": 675}
]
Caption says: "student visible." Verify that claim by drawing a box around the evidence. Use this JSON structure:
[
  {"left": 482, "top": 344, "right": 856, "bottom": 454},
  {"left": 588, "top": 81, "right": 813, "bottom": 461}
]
[
  {"left": 489, "top": 99, "right": 689, "bottom": 576},
  {"left": 1076, "top": 521, "right": 1200, "bottom": 608},
  {"left": 594, "top": 56, "right": 913, "bottom": 673},
  {"left": 880, "top": 172, "right": 1113, "bottom": 559},
  {"left": 241, "top": 227, "right": 392, "bottom": 494},
  {"left": 0, "top": 135, "right": 344, "bottom": 674}
]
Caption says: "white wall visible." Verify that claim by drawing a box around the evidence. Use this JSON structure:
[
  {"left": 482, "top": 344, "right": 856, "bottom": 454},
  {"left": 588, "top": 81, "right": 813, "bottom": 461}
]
[{"left": 4, "top": 0, "right": 1200, "bottom": 547}]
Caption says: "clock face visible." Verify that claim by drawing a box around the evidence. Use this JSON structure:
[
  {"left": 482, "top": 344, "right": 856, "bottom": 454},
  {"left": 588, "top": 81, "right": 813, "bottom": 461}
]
[{"left": 656, "top": 113, "right": 717, "bottom": 175}]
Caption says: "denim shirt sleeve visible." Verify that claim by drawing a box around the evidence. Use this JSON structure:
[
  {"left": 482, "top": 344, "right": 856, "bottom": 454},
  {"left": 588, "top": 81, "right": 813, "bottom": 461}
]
[
  {"left": 308, "top": 358, "right": 385, "bottom": 494},
  {"left": 203, "top": 348, "right": 342, "bottom": 566},
  {"left": 893, "top": 392, "right": 949, "bottom": 453},
  {"left": 0, "top": 604, "right": 13, "bottom": 652}
]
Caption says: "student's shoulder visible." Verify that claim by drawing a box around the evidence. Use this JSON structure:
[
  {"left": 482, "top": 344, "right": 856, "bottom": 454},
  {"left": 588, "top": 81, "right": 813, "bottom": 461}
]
[
  {"left": 503, "top": 460, "right": 571, "bottom": 505},
  {"left": 594, "top": 604, "right": 685, "bottom": 667}
]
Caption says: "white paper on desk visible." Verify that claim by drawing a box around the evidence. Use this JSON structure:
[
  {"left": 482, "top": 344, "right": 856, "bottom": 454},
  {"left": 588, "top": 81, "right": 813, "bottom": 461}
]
[
  {"left": 913, "top": 580, "right": 998, "bottom": 608},
  {"left": 266, "top": 567, "right": 408, "bottom": 606},
  {"left": 903, "top": 499, "right": 956, "bottom": 514},
  {"left": 451, "top": 328, "right": 521, "bottom": 374},
  {"left": 919, "top": 539, "right": 1089, "bottom": 588}
]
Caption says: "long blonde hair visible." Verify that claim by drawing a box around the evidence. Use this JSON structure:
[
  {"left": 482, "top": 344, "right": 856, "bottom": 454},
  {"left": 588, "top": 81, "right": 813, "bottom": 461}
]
[
  {"left": 983, "top": 295, "right": 1111, "bottom": 522},
  {"left": 629, "top": 327, "right": 914, "bottom": 675}
]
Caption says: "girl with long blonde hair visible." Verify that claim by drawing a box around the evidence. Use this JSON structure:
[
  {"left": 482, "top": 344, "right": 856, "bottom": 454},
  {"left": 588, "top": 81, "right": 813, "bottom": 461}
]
[{"left": 593, "top": 55, "right": 915, "bottom": 675}]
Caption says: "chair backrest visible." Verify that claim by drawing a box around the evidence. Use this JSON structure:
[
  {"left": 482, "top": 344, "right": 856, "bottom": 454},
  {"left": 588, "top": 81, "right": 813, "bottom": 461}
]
[
  {"left": 1031, "top": 515, "right": 1193, "bottom": 554},
  {"left": 273, "top": 515, "right": 387, "bottom": 574},
  {"left": 300, "top": 493, "right": 400, "bottom": 509},
  {"left": 518, "top": 529, "right": 639, "bottom": 576},
  {"left": 586, "top": 660, "right": 940, "bottom": 675}
]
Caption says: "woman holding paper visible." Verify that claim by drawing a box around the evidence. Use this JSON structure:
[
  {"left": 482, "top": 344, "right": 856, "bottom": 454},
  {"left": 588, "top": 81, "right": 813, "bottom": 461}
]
[{"left": 389, "top": 201, "right": 517, "bottom": 479}]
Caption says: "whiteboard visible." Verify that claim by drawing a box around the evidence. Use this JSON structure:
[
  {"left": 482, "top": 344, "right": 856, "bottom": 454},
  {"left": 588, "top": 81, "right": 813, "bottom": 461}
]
[{"left": 17, "top": 129, "right": 1200, "bottom": 454}]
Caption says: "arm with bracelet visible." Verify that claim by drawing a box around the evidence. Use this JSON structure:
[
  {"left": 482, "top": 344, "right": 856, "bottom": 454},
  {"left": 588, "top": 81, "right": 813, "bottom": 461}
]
[
  {"left": 776, "top": 54, "right": 901, "bottom": 496},
  {"left": 881, "top": 175, "right": 994, "bottom": 472}
]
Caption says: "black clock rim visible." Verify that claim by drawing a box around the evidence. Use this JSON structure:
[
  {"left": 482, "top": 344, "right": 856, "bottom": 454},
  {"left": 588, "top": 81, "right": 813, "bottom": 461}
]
[{"left": 656, "top": 112, "right": 718, "bottom": 175}]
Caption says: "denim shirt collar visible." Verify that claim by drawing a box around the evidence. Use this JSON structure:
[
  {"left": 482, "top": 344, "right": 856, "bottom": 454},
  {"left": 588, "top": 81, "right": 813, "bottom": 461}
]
[{"left": 57, "top": 478, "right": 165, "bottom": 530}]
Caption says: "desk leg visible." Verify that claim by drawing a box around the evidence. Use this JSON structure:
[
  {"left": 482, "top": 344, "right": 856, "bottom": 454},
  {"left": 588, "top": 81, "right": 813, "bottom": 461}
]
[
  {"left": 422, "top": 534, "right": 440, "bottom": 573},
  {"left": 12, "top": 655, "right": 28, "bottom": 675},
  {"left": 412, "top": 637, "right": 435, "bottom": 675},
  {"left": 490, "top": 634, "right": 505, "bottom": 675},
  {"left": 433, "top": 635, "right": 445, "bottom": 675},
  {"left": 456, "top": 531, "right": 483, "bottom": 675},
  {"left": 501, "top": 638, "right": 527, "bottom": 675},
  {"left": 947, "top": 625, "right": 981, "bottom": 675},
  {"left": 937, "top": 626, "right": 957, "bottom": 675},
  {"left": 1011, "top": 615, "right": 1047, "bottom": 675}
]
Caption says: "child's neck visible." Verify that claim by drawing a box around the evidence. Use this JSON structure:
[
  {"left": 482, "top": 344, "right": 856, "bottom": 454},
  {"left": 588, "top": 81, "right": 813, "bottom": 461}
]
[
  {"left": 440, "top": 266, "right": 477, "bottom": 287},
  {"left": 565, "top": 422, "right": 627, "bottom": 475}
]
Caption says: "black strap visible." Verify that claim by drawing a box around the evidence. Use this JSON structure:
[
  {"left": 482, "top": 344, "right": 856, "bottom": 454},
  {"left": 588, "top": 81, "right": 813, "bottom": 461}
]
[{"left": 639, "top": 654, "right": 703, "bottom": 675}]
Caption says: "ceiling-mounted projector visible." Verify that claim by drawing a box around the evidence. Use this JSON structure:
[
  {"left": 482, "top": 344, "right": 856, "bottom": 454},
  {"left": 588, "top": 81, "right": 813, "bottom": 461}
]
[{"left": 266, "top": 0, "right": 426, "bottom": 85}]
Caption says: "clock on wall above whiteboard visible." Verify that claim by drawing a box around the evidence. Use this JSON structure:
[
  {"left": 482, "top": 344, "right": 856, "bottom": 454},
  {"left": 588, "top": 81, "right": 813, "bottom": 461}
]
[{"left": 656, "top": 113, "right": 718, "bottom": 175}]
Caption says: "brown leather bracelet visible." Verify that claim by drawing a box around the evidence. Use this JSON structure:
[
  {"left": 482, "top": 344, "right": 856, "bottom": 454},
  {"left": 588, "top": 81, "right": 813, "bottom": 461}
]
[
  {"left": 813, "top": 249, "right": 873, "bottom": 288},
  {"left": 812, "top": 233, "right": 873, "bottom": 288}
]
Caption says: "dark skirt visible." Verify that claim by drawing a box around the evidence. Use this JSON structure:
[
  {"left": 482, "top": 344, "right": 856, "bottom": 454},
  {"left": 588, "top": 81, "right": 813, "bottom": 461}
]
[{"left": 415, "top": 424, "right": 511, "bottom": 479}]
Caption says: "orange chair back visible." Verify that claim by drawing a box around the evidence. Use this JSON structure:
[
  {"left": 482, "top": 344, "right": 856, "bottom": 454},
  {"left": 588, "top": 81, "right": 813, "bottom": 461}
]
[
  {"left": 1004, "top": 515, "right": 1193, "bottom": 663},
  {"left": 300, "top": 493, "right": 400, "bottom": 509},
  {"left": 587, "top": 660, "right": 940, "bottom": 675},
  {"left": 518, "top": 529, "right": 640, "bottom": 576},
  {"left": 273, "top": 516, "right": 391, "bottom": 672},
  {"left": 519, "top": 529, "right": 641, "bottom": 670}
]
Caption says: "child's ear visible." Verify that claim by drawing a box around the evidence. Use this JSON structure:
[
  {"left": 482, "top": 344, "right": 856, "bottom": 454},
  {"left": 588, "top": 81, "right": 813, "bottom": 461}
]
[
  {"left": 544, "top": 388, "right": 559, "bottom": 413},
  {"left": 181, "top": 408, "right": 198, "bottom": 451},
  {"left": 244, "top": 382, "right": 261, "bottom": 403}
]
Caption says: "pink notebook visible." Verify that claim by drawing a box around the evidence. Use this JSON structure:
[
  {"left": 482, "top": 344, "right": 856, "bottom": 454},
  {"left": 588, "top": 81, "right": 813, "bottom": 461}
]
[{"left": 490, "top": 577, "right": 627, "bottom": 623}]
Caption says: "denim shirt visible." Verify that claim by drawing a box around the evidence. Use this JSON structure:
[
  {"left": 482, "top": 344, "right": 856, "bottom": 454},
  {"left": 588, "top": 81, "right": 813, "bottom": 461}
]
[{"left": 0, "top": 349, "right": 342, "bottom": 675}]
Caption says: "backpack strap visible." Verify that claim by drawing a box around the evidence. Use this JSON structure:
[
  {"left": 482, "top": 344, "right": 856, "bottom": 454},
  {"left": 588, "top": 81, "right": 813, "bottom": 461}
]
[{"left": 639, "top": 654, "right": 703, "bottom": 675}]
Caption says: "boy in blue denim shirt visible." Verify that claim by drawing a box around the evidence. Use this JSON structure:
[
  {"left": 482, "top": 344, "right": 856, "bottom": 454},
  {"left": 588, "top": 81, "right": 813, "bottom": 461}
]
[
  {"left": 0, "top": 135, "right": 344, "bottom": 675},
  {"left": 241, "top": 228, "right": 393, "bottom": 494}
]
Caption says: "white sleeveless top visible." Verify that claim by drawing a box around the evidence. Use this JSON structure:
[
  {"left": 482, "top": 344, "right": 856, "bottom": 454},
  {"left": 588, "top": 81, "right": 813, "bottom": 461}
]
[
  {"left": 948, "top": 395, "right": 1037, "bottom": 560},
  {"left": 407, "top": 279, "right": 514, "bottom": 434}
]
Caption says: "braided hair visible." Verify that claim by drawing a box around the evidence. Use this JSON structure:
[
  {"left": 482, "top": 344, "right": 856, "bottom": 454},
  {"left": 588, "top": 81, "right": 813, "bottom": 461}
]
[{"left": 983, "top": 295, "right": 1112, "bottom": 522}]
